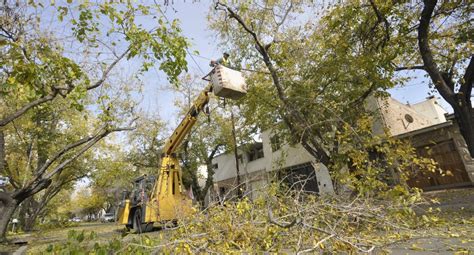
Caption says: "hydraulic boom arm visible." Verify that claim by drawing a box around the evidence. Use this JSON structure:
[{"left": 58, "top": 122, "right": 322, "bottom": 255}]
[
  {"left": 162, "top": 84, "right": 212, "bottom": 156},
  {"left": 118, "top": 66, "right": 247, "bottom": 230}
]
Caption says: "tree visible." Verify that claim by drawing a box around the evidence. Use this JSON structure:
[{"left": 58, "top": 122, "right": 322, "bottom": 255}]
[
  {"left": 90, "top": 145, "right": 137, "bottom": 214},
  {"left": 0, "top": 1, "right": 189, "bottom": 242},
  {"left": 208, "top": 1, "right": 438, "bottom": 194},
  {"left": 19, "top": 159, "right": 93, "bottom": 231},
  {"left": 414, "top": 1, "right": 472, "bottom": 156},
  {"left": 208, "top": 1, "right": 387, "bottom": 174},
  {"left": 319, "top": 1, "right": 473, "bottom": 156},
  {"left": 126, "top": 114, "right": 167, "bottom": 175},
  {"left": 43, "top": 188, "right": 76, "bottom": 223},
  {"left": 73, "top": 187, "right": 107, "bottom": 220}
]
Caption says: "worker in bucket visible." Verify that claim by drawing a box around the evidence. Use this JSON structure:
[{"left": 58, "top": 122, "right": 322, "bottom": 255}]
[{"left": 210, "top": 52, "right": 230, "bottom": 68}]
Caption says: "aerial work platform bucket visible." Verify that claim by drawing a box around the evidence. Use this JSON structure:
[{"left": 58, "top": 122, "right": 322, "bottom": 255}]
[{"left": 206, "top": 65, "right": 247, "bottom": 100}]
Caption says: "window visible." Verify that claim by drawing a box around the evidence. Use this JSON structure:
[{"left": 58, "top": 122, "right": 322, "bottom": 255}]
[
  {"left": 248, "top": 143, "right": 264, "bottom": 161},
  {"left": 278, "top": 163, "right": 319, "bottom": 193},
  {"left": 219, "top": 187, "right": 227, "bottom": 196},
  {"left": 213, "top": 163, "right": 218, "bottom": 170}
]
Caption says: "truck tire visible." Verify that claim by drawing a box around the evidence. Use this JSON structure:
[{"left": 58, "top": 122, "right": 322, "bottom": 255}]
[{"left": 145, "top": 222, "right": 154, "bottom": 232}]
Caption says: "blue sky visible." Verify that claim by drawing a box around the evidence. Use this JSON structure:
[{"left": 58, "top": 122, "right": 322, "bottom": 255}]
[
  {"left": 144, "top": 1, "right": 452, "bottom": 128},
  {"left": 138, "top": 1, "right": 220, "bottom": 126},
  {"left": 35, "top": 1, "right": 452, "bottom": 130}
]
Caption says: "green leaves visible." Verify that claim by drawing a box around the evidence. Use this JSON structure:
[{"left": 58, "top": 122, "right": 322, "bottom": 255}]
[
  {"left": 1, "top": 39, "right": 86, "bottom": 107},
  {"left": 208, "top": 1, "right": 442, "bottom": 199},
  {"left": 93, "top": 2, "right": 189, "bottom": 85},
  {"left": 57, "top": 6, "right": 68, "bottom": 22}
]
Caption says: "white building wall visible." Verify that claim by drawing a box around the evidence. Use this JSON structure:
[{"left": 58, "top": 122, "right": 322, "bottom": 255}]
[
  {"left": 212, "top": 130, "right": 334, "bottom": 194},
  {"left": 410, "top": 97, "right": 447, "bottom": 124},
  {"left": 261, "top": 131, "right": 315, "bottom": 171},
  {"left": 368, "top": 96, "right": 448, "bottom": 136},
  {"left": 213, "top": 153, "right": 238, "bottom": 182}
]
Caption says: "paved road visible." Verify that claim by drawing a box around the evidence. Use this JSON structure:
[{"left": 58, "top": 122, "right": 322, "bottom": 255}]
[{"left": 387, "top": 188, "right": 474, "bottom": 254}]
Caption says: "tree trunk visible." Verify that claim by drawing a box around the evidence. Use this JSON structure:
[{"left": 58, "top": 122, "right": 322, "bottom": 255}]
[
  {"left": 0, "top": 131, "right": 6, "bottom": 174},
  {"left": 203, "top": 163, "right": 215, "bottom": 206},
  {"left": 181, "top": 140, "right": 203, "bottom": 203},
  {"left": 452, "top": 94, "right": 474, "bottom": 157},
  {"left": 23, "top": 211, "right": 38, "bottom": 232},
  {"left": 230, "top": 110, "right": 243, "bottom": 199},
  {"left": 0, "top": 192, "right": 20, "bottom": 243},
  {"left": 418, "top": 0, "right": 474, "bottom": 157},
  {"left": 18, "top": 197, "right": 35, "bottom": 232}
]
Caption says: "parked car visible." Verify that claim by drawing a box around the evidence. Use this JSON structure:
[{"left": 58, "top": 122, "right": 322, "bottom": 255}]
[
  {"left": 71, "top": 217, "right": 81, "bottom": 222},
  {"left": 0, "top": 176, "right": 9, "bottom": 187},
  {"left": 101, "top": 213, "right": 115, "bottom": 222}
]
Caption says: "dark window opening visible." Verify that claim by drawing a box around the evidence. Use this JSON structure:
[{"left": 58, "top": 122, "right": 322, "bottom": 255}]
[
  {"left": 278, "top": 163, "right": 319, "bottom": 193},
  {"left": 248, "top": 143, "right": 264, "bottom": 161},
  {"left": 219, "top": 187, "right": 227, "bottom": 196}
]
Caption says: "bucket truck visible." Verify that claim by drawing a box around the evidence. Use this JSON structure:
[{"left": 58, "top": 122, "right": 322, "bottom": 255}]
[{"left": 117, "top": 65, "right": 247, "bottom": 232}]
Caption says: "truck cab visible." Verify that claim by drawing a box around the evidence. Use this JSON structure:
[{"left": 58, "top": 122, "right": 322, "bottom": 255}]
[{"left": 129, "top": 175, "right": 156, "bottom": 207}]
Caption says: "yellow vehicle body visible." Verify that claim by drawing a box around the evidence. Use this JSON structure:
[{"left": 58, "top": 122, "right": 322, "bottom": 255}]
[
  {"left": 117, "top": 85, "right": 211, "bottom": 231},
  {"left": 118, "top": 156, "right": 192, "bottom": 225},
  {"left": 118, "top": 69, "right": 246, "bottom": 232}
]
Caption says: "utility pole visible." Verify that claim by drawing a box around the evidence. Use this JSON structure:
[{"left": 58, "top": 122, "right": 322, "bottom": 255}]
[{"left": 230, "top": 107, "right": 242, "bottom": 198}]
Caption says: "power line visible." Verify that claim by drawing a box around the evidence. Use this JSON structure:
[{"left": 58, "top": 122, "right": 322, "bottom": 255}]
[
  {"left": 189, "top": 53, "right": 211, "bottom": 61},
  {"left": 186, "top": 49, "right": 206, "bottom": 75},
  {"left": 391, "top": 82, "right": 425, "bottom": 90}
]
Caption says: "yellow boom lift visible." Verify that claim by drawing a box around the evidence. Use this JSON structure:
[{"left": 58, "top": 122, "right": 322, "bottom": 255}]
[{"left": 118, "top": 65, "right": 247, "bottom": 232}]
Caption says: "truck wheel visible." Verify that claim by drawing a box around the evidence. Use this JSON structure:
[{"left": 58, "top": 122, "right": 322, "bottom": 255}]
[{"left": 145, "top": 222, "right": 154, "bottom": 232}]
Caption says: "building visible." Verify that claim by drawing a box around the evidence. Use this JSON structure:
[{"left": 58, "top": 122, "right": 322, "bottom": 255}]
[
  {"left": 212, "top": 134, "right": 335, "bottom": 200},
  {"left": 211, "top": 96, "right": 474, "bottom": 198},
  {"left": 396, "top": 113, "right": 474, "bottom": 190},
  {"left": 368, "top": 95, "right": 448, "bottom": 136},
  {"left": 370, "top": 96, "right": 474, "bottom": 190}
]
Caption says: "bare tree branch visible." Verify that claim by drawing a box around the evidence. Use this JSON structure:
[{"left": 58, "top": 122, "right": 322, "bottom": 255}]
[
  {"left": 276, "top": 1, "right": 293, "bottom": 27},
  {"left": 0, "top": 93, "right": 57, "bottom": 128},
  {"left": 418, "top": 0, "right": 455, "bottom": 105},
  {"left": 33, "top": 126, "right": 107, "bottom": 179},
  {"left": 0, "top": 47, "right": 131, "bottom": 128},
  {"left": 395, "top": 65, "right": 426, "bottom": 71},
  {"left": 267, "top": 207, "right": 300, "bottom": 228},
  {"left": 368, "top": 0, "right": 390, "bottom": 48},
  {"left": 296, "top": 234, "right": 335, "bottom": 255},
  {"left": 44, "top": 126, "right": 135, "bottom": 180},
  {"left": 86, "top": 48, "right": 130, "bottom": 90}
]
